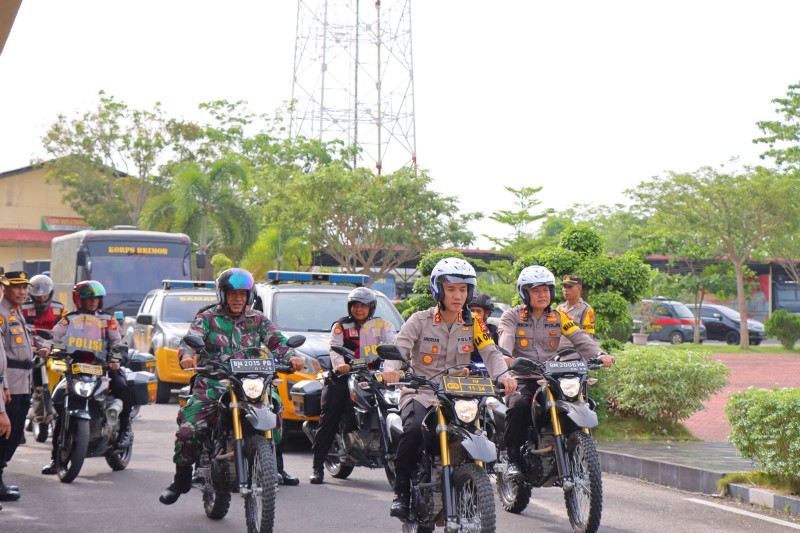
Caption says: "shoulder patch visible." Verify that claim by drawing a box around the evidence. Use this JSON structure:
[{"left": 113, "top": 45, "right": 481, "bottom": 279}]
[
  {"left": 333, "top": 324, "right": 343, "bottom": 335},
  {"left": 0, "top": 316, "right": 4, "bottom": 326}
]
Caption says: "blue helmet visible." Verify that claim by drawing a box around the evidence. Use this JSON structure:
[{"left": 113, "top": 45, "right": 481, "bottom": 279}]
[{"left": 216, "top": 268, "right": 255, "bottom": 307}]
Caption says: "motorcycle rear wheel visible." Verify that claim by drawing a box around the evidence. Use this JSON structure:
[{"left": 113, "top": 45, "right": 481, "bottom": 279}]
[
  {"left": 244, "top": 435, "right": 278, "bottom": 533},
  {"left": 324, "top": 438, "right": 355, "bottom": 479},
  {"left": 203, "top": 464, "right": 232, "bottom": 519},
  {"left": 105, "top": 442, "right": 133, "bottom": 471},
  {"left": 494, "top": 447, "right": 533, "bottom": 514},
  {"left": 57, "top": 418, "right": 89, "bottom": 483},
  {"left": 454, "top": 462, "right": 496, "bottom": 532},
  {"left": 563, "top": 431, "right": 603, "bottom": 533}
]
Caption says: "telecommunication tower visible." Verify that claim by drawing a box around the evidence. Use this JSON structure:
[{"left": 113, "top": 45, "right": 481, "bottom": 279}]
[{"left": 291, "top": 0, "right": 417, "bottom": 174}]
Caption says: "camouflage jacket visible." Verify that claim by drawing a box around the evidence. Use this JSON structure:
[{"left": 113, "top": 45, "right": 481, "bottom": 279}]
[{"left": 178, "top": 305, "right": 295, "bottom": 365}]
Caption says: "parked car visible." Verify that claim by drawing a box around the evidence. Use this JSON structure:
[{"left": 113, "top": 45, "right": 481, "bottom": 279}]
[
  {"left": 632, "top": 298, "right": 707, "bottom": 344},
  {"left": 252, "top": 271, "right": 405, "bottom": 429},
  {"left": 123, "top": 280, "right": 218, "bottom": 403},
  {"left": 685, "top": 303, "right": 766, "bottom": 345}
]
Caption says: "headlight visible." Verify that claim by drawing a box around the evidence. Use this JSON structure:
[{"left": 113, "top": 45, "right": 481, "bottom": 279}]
[
  {"left": 242, "top": 378, "right": 265, "bottom": 400},
  {"left": 72, "top": 379, "right": 95, "bottom": 398},
  {"left": 382, "top": 388, "right": 401, "bottom": 405},
  {"left": 454, "top": 399, "right": 479, "bottom": 423},
  {"left": 559, "top": 377, "right": 581, "bottom": 398}
]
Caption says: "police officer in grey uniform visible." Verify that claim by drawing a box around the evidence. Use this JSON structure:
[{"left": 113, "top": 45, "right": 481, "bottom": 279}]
[
  {"left": 497, "top": 265, "right": 614, "bottom": 480},
  {"left": 556, "top": 274, "right": 596, "bottom": 349},
  {"left": 382, "top": 258, "right": 517, "bottom": 520},
  {"left": 0, "top": 271, "right": 36, "bottom": 501}
]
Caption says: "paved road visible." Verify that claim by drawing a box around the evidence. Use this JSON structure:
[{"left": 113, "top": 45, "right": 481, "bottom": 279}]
[
  {"left": 682, "top": 352, "right": 800, "bottom": 441},
  {"left": 1, "top": 403, "right": 798, "bottom": 532}
]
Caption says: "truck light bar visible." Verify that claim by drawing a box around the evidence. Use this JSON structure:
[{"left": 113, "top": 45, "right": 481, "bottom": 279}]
[
  {"left": 162, "top": 280, "right": 216, "bottom": 290},
  {"left": 266, "top": 271, "right": 370, "bottom": 285}
]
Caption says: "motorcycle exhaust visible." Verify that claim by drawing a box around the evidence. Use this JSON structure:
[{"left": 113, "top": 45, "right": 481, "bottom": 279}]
[{"left": 106, "top": 398, "right": 123, "bottom": 426}]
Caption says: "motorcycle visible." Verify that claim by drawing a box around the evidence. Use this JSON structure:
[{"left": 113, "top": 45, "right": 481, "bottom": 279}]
[
  {"left": 182, "top": 334, "right": 305, "bottom": 533},
  {"left": 25, "top": 323, "right": 55, "bottom": 443},
  {"left": 487, "top": 354, "right": 605, "bottom": 533},
  {"left": 377, "top": 344, "right": 499, "bottom": 533},
  {"left": 46, "top": 330, "right": 154, "bottom": 483},
  {"left": 298, "top": 345, "right": 400, "bottom": 486}
]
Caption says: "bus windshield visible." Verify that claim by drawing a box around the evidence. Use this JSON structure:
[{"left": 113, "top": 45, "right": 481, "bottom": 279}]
[{"left": 84, "top": 241, "right": 191, "bottom": 310}]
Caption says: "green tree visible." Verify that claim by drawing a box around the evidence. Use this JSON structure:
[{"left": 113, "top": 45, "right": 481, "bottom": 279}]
[
  {"left": 40, "top": 91, "right": 173, "bottom": 228},
  {"left": 516, "top": 224, "right": 651, "bottom": 342},
  {"left": 484, "top": 185, "right": 552, "bottom": 258},
  {"left": 402, "top": 250, "right": 470, "bottom": 318},
  {"left": 240, "top": 224, "right": 312, "bottom": 281},
  {"left": 269, "top": 165, "right": 478, "bottom": 284},
  {"left": 628, "top": 165, "right": 800, "bottom": 348},
  {"left": 753, "top": 81, "right": 800, "bottom": 174}
]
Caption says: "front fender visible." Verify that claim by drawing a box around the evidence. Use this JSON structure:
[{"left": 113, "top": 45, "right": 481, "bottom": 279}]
[
  {"left": 451, "top": 426, "right": 497, "bottom": 463},
  {"left": 557, "top": 399, "right": 598, "bottom": 429},
  {"left": 68, "top": 409, "right": 91, "bottom": 419},
  {"left": 241, "top": 402, "right": 277, "bottom": 432}
]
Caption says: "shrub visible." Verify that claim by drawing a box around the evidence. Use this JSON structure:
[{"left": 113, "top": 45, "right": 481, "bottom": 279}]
[
  {"left": 601, "top": 319, "right": 634, "bottom": 343},
  {"left": 601, "top": 345, "right": 730, "bottom": 426},
  {"left": 599, "top": 338, "right": 624, "bottom": 354},
  {"left": 393, "top": 299, "right": 411, "bottom": 316},
  {"left": 764, "top": 309, "right": 800, "bottom": 349},
  {"left": 726, "top": 387, "right": 800, "bottom": 480}
]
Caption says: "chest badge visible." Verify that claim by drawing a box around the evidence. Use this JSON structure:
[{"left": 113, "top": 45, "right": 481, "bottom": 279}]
[
  {"left": 549, "top": 330, "right": 557, "bottom": 336},
  {"left": 549, "top": 340, "right": 558, "bottom": 348},
  {"left": 423, "top": 354, "right": 433, "bottom": 365},
  {"left": 431, "top": 345, "right": 439, "bottom": 354},
  {"left": 462, "top": 345, "right": 471, "bottom": 352},
  {"left": 517, "top": 330, "right": 525, "bottom": 336},
  {"left": 519, "top": 339, "right": 528, "bottom": 347}
]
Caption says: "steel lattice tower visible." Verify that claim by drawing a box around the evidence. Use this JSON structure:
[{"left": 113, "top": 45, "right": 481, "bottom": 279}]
[{"left": 291, "top": 0, "right": 417, "bottom": 173}]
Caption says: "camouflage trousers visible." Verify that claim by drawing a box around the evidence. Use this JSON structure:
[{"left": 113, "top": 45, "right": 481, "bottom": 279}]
[{"left": 172, "top": 376, "right": 283, "bottom": 466}]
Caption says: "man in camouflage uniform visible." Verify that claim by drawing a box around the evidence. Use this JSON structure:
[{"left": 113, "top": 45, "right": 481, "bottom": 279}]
[
  {"left": 556, "top": 275, "right": 596, "bottom": 349},
  {"left": 160, "top": 268, "right": 304, "bottom": 505}
]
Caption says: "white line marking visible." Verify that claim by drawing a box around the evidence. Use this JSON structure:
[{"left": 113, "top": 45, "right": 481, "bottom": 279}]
[{"left": 687, "top": 498, "right": 800, "bottom": 530}]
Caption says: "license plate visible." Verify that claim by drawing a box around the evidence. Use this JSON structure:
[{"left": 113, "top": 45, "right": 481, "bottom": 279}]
[
  {"left": 350, "top": 357, "right": 367, "bottom": 368},
  {"left": 546, "top": 360, "right": 588, "bottom": 373},
  {"left": 72, "top": 363, "right": 103, "bottom": 376},
  {"left": 230, "top": 358, "right": 275, "bottom": 374},
  {"left": 442, "top": 376, "right": 495, "bottom": 396}
]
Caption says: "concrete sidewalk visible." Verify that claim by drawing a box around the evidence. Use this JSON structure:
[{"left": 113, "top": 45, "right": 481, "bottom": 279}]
[{"left": 597, "top": 440, "right": 800, "bottom": 516}]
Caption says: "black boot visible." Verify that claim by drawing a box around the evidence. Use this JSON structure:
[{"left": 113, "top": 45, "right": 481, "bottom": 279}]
[
  {"left": 0, "top": 470, "right": 20, "bottom": 501},
  {"left": 389, "top": 478, "right": 410, "bottom": 519},
  {"left": 115, "top": 417, "right": 132, "bottom": 449},
  {"left": 309, "top": 455, "right": 324, "bottom": 484},
  {"left": 42, "top": 448, "right": 57, "bottom": 475},
  {"left": 276, "top": 452, "right": 299, "bottom": 486},
  {"left": 159, "top": 465, "right": 193, "bottom": 505},
  {"left": 505, "top": 448, "right": 525, "bottom": 482}
]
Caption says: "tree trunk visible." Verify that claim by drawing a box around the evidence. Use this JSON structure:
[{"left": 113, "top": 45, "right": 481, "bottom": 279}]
[{"left": 734, "top": 260, "right": 750, "bottom": 349}]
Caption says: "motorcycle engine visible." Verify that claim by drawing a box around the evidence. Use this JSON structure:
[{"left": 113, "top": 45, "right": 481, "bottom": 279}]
[{"left": 344, "top": 430, "right": 364, "bottom": 452}]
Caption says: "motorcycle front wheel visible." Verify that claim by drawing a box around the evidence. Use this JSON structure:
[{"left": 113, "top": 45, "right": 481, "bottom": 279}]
[
  {"left": 57, "top": 418, "right": 89, "bottom": 483},
  {"left": 454, "top": 462, "right": 496, "bottom": 532},
  {"left": 563, "top": 431, "right": 603, "bottom": 533},
  {"left": 244, "top": 435, "right": 278, "bottom": 533},
  {"left": 105, "top": 442, "right": 132, "bottom": 471}
]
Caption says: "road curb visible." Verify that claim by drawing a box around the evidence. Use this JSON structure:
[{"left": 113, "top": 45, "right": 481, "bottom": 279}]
[
  {"left": 727, "top": 483, "right": 800, "bottom": 516},
  {"left": 598, "top": 449, "right": 800, "bottom": 516}
]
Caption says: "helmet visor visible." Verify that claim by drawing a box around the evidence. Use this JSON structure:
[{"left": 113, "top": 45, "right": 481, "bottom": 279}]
[{"left": 76, "top": 281, "right": 106, "bottom": 299}]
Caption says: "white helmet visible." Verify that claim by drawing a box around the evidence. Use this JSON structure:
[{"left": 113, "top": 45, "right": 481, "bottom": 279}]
[
  {"left": 517, "top": 265, "right": 556, "bottom": 306},
  {"left": 430, "top": 257, "right": 477, "bottom": 304}
]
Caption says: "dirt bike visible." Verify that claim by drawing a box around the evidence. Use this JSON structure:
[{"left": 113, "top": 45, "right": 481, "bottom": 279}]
[
  {"left": 487, "top": 354, "right": 605, "bottom": 533},
  {"left": 46, "top": 332, "right": 154, "bottom": 483},
  {"left": 297, "top": 345, "right": 400, "bottom": 486},
  {"left": 377, "top": 344, "right": 499, "bottom": 533},
  {"left": 182, "top": 334, "right": 305, "bottom": 533}
]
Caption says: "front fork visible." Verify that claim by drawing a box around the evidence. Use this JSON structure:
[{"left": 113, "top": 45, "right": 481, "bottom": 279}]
[
  {"left": 547, "top": 386, "right": 581, "bottom": 491},
  {"left": 437, "top": 407, "right": 457, "bottom": 524},
  {"left": 230, "top": 389, "right": 248, "bottom": 489}
]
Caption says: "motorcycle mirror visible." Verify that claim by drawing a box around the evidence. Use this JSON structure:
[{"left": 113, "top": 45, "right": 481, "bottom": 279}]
[
  {"left": 286, "top": 335, "right": 306, "bottom": 349},
  {"left": 377, "top": 344, "right": 406, "bottom": 362},
  {"left": 509, "top": 357, "right": 538, "bottom": 375},
  {"left": 113, "top": 344, "right": 129, "bottom": 354},
  {"left": 184, "top": 335, "right": 205, "bottom": 350},
  {"left": 37, "top": 330, "right": 53, "bottom": 340},
  {"left": 330, "top": 345, "right": 355, "bottom": 359}
]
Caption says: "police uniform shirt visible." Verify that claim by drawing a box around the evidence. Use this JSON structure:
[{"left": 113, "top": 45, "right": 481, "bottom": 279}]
[
  {"left": 556, "top": 298, "right": 596, "bottom": 348},
  {"left": 497, "top": 304, "right": 600, "bottom": 375},
  {"left": 329, "top": 316, "right": 397, "bottom": 369},
  {"left": 0, "top": 298, "right": 35, "bottom": 395},
  {"left": 50, "top": 311, "right": 122, "bottom": 350},
  {"left": 0, "top": 330, "right": 7, "bottom": 413},
  {"left": 383, "top": 307, "right": 508, "bottom": 409}
]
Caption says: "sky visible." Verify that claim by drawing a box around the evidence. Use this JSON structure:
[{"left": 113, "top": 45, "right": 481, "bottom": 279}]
[{"left": 2, "top": 1, "right": 799, "bottom": 248}]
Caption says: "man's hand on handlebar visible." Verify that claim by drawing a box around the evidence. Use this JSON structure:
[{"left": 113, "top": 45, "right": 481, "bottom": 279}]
[
  {"left": 335, "top": 363, "right": 351, "bottom": 374},
  {"left": 500, "top": 376, "right": 517, "bottom": 396},
  {"left": 598, "top": 353, "right": 615, "bottom": 368},
  {"left": 503, "top": 356, "right": 514, "bottom": 368},
  {"left": 180, "top": 354, "right": 197, "bottom": 371},
  {"left": 288, "top": 356, "right": 305, "bottom": 372},
  {"left": 381, "top": 370, "right": 402, "bottom": 384}
]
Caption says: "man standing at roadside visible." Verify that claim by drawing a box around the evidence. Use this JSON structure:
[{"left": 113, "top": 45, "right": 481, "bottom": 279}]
[
  {"left": 0, "top": 272, "right": 35, "bottom": 501},
  {"left": 557, "top": 275, "right": 596, "bottom": 349}
]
